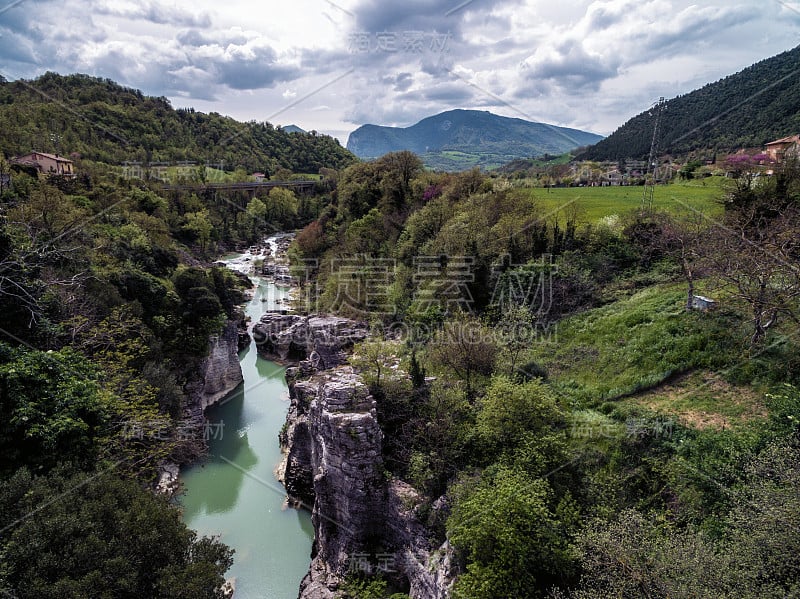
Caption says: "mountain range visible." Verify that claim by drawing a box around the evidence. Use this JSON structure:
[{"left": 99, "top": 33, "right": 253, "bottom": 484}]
[
  {"left": 580, "top": 45, "right": 800, "bottom": 161},
  {"left": 346, "top": 109, "right": 603, "bottom": 170}
]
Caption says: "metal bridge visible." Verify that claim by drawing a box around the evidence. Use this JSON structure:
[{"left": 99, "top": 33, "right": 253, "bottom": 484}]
[{"left": 161, "top": 180, "right": 319, "bottom": 194}]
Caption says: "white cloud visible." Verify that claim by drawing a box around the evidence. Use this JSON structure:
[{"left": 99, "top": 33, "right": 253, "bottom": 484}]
[{"left": 0, "top": 0, "right": 797, "bottom": 142}]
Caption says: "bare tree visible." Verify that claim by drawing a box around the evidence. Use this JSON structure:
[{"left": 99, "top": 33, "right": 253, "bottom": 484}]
[
  {"left": 428, "top": 311, "right": 497, "bottom": 399},
  {"left": 624, "top": 209, "right": 707, "bottom": 311},
  {"left": 704, "top": 204, "right": 800, "bottom": 346},
  {"left": 1, "top": 185, "right": 88, "bottom": 327},
  {"left": 662, "top": 210, "right": 708, "bottom": 311}
]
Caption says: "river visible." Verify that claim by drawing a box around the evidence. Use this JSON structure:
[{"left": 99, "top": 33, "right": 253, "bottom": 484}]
[{"left": 180, "top": 236, "right": 313, "bottom": 598}]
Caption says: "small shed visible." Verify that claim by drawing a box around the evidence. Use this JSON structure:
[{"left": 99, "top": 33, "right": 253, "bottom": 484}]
[{"left": 691, "top": 295, "right": 717, "bottom": 311}]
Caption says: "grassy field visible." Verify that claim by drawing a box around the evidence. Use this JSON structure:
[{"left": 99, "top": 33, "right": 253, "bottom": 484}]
[
  {"left": 517, "top": 177, "right": 727, "bottom": 223},
  {"left": 422, "top": 151, "right": 512, "bottom": 171}
]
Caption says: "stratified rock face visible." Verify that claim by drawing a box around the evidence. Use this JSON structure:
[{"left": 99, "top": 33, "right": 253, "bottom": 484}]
[
  {"left": 198, "top": 319, "right": 244, "bottom": 410},
  {"left": 387, "top": 482, "right": 456, "bottom": 599},
  {"left": 312, "top": 374, "right": 386, "bottom": 569},
  {"left": 282, "top": 367, "right": 456, "bottom": 599},
  {"left": 253, "top": 314, "right": 369, "bottom": 367},
  {"left": 280, "top": 380, "right": 316, "bottom": 508},
  {"left": 290, "top": 370, "right": 387, "bottom": 567}
]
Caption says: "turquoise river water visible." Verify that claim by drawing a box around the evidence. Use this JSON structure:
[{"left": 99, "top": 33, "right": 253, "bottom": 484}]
[{"left": 180, "top": 245, "right": 313, "bottom": 598}]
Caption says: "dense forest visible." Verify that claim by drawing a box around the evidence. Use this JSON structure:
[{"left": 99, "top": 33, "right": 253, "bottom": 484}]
[
  {"left": 0, "top": 73, "right": 356, "bottom": 173},
  {"left": 580, "top": 45, "right": 800, "bottom": 160},
  {"left": 292, "top": 151, "right": 800, "bottom": 598}
]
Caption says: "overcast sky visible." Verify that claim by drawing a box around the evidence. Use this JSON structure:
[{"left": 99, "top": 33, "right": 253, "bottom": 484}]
[{"left": 1, "top": 0, "right": 798, "bottom": 144}]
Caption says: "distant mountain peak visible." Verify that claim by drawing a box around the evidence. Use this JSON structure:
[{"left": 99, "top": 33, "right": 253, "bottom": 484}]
[{"left": 346, "top": 109, "right": 603, "bottom": 170}]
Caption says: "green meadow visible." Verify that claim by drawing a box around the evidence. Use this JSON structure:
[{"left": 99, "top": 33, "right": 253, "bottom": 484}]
[{"left": 520, "top": 176, "right": 727, "bottom": 223}]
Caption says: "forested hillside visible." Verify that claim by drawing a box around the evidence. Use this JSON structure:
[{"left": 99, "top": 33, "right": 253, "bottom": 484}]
[
  {"left": 0, "top": 73, "right": 352, "bottom": 595},
  {"left": 0, "top": 72, "right": 356, "bottom": 173},
  {"left": 347, "top": 109, "right": 602, "bottom": 170},
  {"left": 291, "top": 152, "right": 800, "bottom": 597},
  {"left": 581, "top": 45, "right": 800, "bottom": 160}
]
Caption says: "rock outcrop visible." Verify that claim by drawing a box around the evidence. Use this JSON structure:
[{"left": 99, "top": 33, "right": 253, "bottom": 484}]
[
  {"left": 173, "top": 317, "right": 246, "bottom": 469},
  {"left": 253, "top": 314, "right": 369, "bottom": 368},
  {"left": 156, "top": 462, "right": 180, "bottom": 496},
  {"left": 198, "top": 319, "right": 244, "bottom": 410},
  {"left": 281, "top": 366, "right": 456, "bottom": 598}
]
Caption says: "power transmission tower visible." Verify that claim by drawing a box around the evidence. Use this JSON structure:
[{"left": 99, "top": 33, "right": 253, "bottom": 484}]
[{"left": 641, "top": 97, "right": 666, "bottom": 212}]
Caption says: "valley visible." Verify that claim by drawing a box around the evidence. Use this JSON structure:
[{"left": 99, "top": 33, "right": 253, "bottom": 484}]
[{"left": 0, "top": 31, "right": 799, "bottom": 599}]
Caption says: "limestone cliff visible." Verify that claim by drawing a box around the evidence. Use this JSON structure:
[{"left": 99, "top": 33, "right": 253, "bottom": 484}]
[
  {"left": 198, "top": 319, "right": 244, "bottom": 410},
  {"left": 159, "top": 318, "right": 245, "bottom": 494},
  {"left": 280, "top": 365, "right": 456, "bottom": 598},
  {"left": 253, "top": 314, "right": 369, "bottom": 368}
]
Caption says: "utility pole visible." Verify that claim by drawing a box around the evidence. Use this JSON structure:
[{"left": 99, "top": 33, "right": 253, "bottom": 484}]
[{"left": 642, "top": 97, "right": 666, "bottom": 212}]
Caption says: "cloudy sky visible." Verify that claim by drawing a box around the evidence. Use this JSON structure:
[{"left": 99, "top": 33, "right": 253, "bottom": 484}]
[{"left": 1, "top": 0, "right": 798, "bottom": 143}]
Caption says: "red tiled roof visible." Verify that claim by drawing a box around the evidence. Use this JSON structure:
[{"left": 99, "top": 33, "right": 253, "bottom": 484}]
[
  {"left": 765, "top": 134, "right": 800, "bottom": 146},
  {"left": 13, "top": 152, "right": 73, "bottom": 163}
]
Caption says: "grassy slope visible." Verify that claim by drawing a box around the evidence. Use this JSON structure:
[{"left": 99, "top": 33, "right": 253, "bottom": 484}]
[
  {"left": 620, "top": 370, "right": 768, "bottom": 430},
  {"left": 519, "top": 278, "right": 800, "bottom": 431},
  {"left": 526, "top": 285, "right": 741, "bottom": 404}
]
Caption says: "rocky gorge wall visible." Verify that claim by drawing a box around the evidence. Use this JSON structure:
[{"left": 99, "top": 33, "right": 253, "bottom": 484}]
[
  {"left": 157, "top": 317, "right": 245, "bottom": 495},
  {"left": 197, "top": 318, "right": 246, "bottom": 410},
  {"left": 272, "top": 314, "right": 456, "bottom": 599}
]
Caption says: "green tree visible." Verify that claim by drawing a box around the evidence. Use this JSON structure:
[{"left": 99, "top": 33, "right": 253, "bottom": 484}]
[
  {"left": 183, "top": 209, "right": 213, "bottom": 252},
  {"left": 428, "top": 312, "right": 497, "bottom": 399},
  {"left": 448, "top": 468, "right": 576, "bottom": 598},
  {"left": 475, "top": 375, "right": 564, "bottom": 462},
  {"left": 244, "top": 196, "right": 267, "bottom": 241},
  {"left": 0, "top": 469, "right": 233, "bottom": 599},
  {"left": 351, "top": 339, "right": 396, "bottom": 389},
  {"left": 571, "top": 510, "right": 732, "bottom": 599},
  {"left": 266, "top": 187, "right": 298, "bottom": 224},
  {"left": 409, "top": 350, "right": 426, "bottom": 389},
  {"left": 0, "top": 344, "right": 110, "bottom": 474}
]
